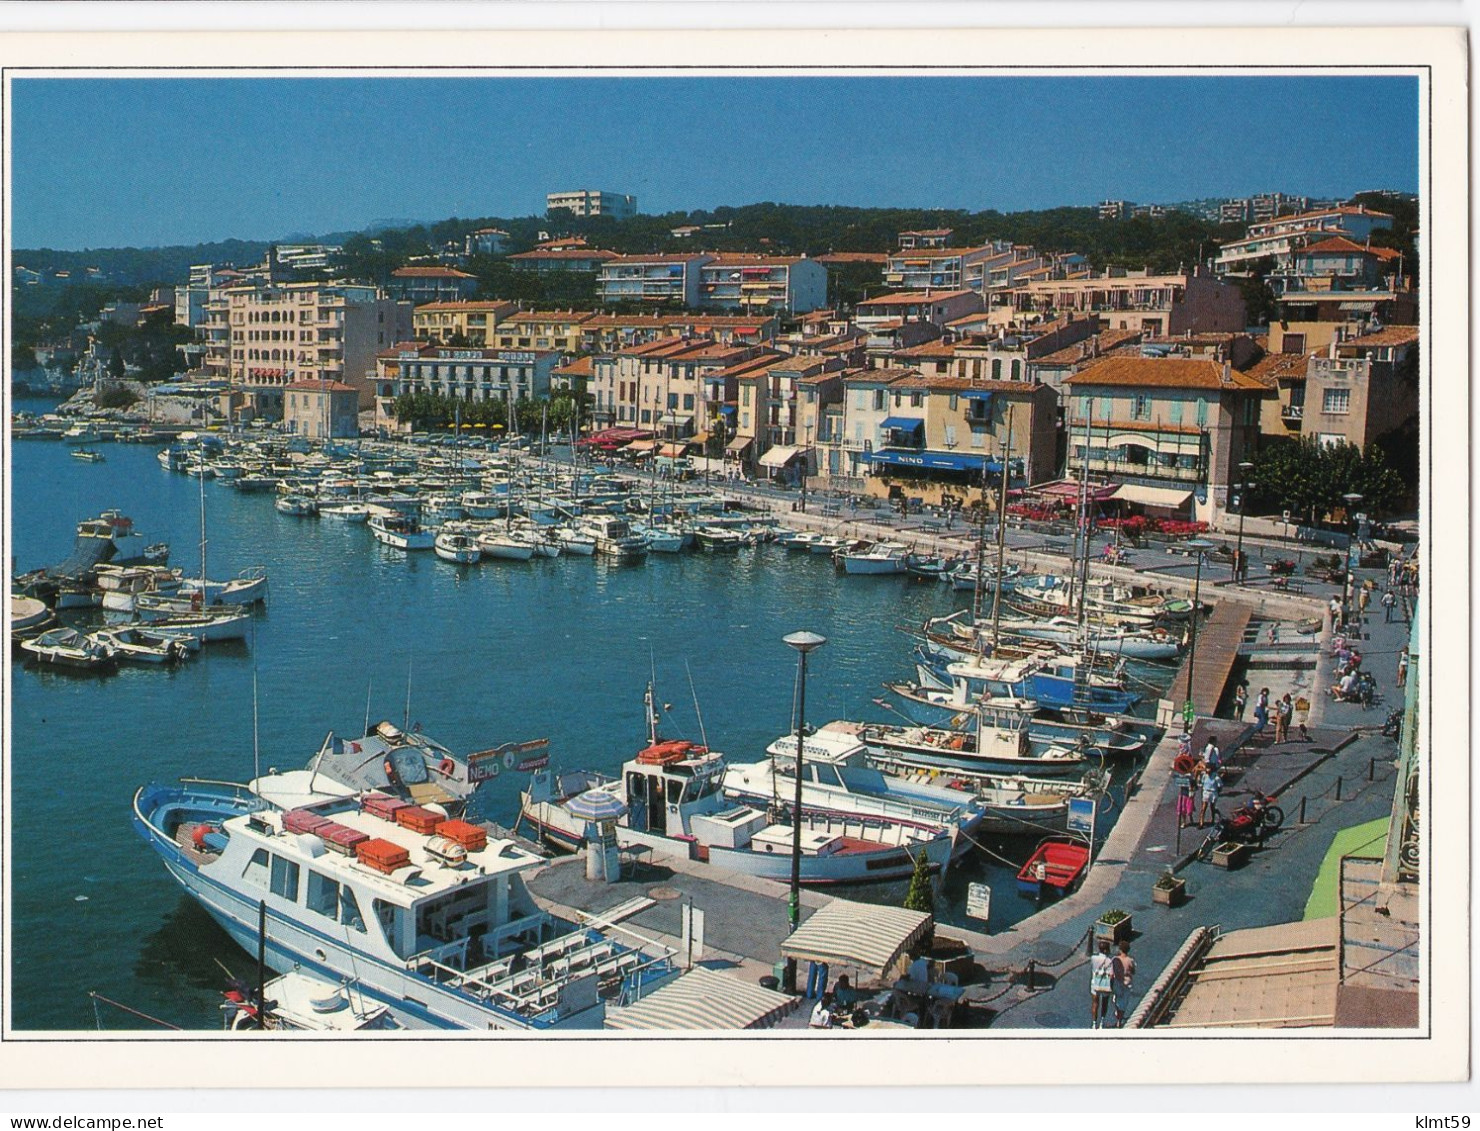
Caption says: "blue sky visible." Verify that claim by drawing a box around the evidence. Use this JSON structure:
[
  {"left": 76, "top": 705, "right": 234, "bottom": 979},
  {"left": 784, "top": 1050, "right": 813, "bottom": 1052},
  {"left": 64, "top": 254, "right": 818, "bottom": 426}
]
[{"left": 9, "top": 74, "right": 1419, "bottom": 250}]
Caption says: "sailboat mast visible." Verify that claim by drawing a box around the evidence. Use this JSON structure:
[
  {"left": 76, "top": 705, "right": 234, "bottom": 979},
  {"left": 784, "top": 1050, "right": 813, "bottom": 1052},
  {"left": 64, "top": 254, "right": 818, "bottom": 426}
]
[
  {"left": 990, "top": 406, "right": 1015, "bottom": 650},
  {"left": 1075, "top": 414, "right": 1093, "bottom": 629},
  {"left": 198, "top": 450, "right": 208, "bottom": 581},
  {"left": 971, "top": 456, "right": 989, "bottom": 622}
]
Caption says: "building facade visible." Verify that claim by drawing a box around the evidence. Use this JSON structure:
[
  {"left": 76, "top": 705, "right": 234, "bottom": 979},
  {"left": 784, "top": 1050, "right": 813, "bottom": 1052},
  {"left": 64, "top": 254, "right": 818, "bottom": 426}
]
[
  {"left": 696, "top": 255, "right": 828, "bottom": 315},
  {"left": 375, "top": 344, "right": 558, "bottom": 431},
  {"left": 1010, "top": 269, "right": 1246, "bottom": 339},
  {"left": 546, "top": 190, "right": 638, "bottom": 220},
  {"left": 388, "top": 267, "right": 478, "bottom": 306},
  {"left": 412, "top": 300, "right": 520, "bottom": 346},
  {"left": 284, "top": 379, "right": 360, "bottom": 439},
  {"left": 597, "top": 254, "right": 715, "bottom": 307}
]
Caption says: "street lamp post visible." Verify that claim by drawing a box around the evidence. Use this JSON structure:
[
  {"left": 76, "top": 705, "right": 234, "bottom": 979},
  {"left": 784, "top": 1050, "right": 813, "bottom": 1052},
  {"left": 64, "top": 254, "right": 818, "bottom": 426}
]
[
  {"left": 781, "top": 629, "right": 827, "bottom": 995},
  {"left": 1181, "top": 538, "right": 1216, "bottom": 727},
  {"left": 1232, "top": 460, "right": 1254, "bottom": 583},
  {"left": 1341, "top": 492, "right": 1363, "bottom": 633}
]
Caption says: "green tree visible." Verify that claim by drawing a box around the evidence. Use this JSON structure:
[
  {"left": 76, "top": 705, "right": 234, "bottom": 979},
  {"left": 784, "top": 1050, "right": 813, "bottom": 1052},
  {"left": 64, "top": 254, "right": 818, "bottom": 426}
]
[
  {"left": 1248, "top": 436, "right": 1408, "bottom": 523},
  {"left": 903, "top": 848, "right": 935, "bottom": 917},
  {"left": 107, "top": 347, "right": 126, "bottom": 380}
]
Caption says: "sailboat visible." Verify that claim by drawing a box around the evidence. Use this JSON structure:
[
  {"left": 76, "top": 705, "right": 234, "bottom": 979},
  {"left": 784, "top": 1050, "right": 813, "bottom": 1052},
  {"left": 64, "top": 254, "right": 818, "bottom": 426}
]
[{"left": 178, "top": 458, "right": 269, "bottom": 605}]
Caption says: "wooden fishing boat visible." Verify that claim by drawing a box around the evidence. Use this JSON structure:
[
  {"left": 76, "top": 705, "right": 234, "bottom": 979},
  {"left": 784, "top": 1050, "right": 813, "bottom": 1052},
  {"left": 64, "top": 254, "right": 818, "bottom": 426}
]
[{"left": 1015, "top": 836, "right": 1091, "bottom": 899}]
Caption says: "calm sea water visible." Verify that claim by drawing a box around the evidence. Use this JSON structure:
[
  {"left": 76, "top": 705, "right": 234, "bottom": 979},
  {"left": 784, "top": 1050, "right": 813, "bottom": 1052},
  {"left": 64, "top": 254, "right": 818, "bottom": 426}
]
[{"left": 7, "top": 402, "right": 1165, "bottom": 1030}]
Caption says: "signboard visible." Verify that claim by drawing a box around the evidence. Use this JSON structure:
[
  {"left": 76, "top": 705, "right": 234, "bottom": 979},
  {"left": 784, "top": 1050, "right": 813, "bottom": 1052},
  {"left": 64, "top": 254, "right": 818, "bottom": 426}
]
[
  {"left": 1067, "top": 797, "right": 1097, "bottom": 839},
  {"left": 965, "top": 883, "right": 992, "bottom": 924},
  {"left": 467, "top": 738, "right": 550, "bottom": 783}
]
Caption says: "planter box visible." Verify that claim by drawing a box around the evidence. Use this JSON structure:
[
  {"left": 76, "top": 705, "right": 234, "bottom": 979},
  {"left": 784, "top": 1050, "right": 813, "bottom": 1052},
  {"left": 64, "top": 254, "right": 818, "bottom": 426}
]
[
  {"left": 1152, "top": 879, "right": 1188, "bottom": 907},
  {"left": 1093, "top": 914, "right": 1133, "bottom": 944},
  {"left": 1212, "top": 842, "right": 1250, "bottom": 870}
]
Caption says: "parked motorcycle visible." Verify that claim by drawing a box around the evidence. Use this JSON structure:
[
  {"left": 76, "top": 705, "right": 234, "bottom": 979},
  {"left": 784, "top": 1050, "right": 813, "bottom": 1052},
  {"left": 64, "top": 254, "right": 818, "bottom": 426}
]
[{"left": 1198, "top": 791, "right": 1284, "bottom": 859}]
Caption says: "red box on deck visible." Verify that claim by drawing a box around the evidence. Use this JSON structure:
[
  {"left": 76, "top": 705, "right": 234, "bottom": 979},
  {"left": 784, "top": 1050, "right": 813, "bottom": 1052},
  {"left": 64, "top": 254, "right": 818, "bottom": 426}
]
[
  {"left": 434, "top": 819, "right": 488, "bottom": 852},
  {"left": 283, "top": 810, "right": 330, "bottom": 837},
  {"left": 318, "top": 821, "right": 370, "bottom": 856},
  {"left": 394, "top": 805, "right": 441, "bottom": 835},
  {"left": 361, "top": 793, "right": 408, "bottom": 822},
  {"left": 356, "top": 837, "right": 410, "bottom": 874}
]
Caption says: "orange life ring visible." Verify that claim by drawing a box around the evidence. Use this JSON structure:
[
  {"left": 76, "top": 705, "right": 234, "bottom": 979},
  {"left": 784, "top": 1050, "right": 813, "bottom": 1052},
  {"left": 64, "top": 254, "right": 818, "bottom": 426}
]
[
  {"left": 439, "top": 757, "right": 455, "bottom": 777},
  {"left": 1173, "top": 753, "right": 1197, "bottom": 774}
]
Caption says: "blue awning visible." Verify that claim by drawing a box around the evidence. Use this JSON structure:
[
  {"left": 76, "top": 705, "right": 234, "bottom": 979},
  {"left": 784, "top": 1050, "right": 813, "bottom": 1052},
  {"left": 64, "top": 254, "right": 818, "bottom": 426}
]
[
  {"left": 880, "top": 416, "right": 924, "bottom": 432},
  {"left": 961, "top": 389, "right": 994, "bottom": 401},
  {"left": 718, "top": 405, "right": 736, "bottom": 417},
  {"left": 867, "top": 449, "right": 1003, "bottom": 473}
]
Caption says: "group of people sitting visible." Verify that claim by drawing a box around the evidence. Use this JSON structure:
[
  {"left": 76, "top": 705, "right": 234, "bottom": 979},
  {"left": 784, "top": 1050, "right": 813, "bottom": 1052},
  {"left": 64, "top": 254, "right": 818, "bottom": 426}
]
[{"left": 1330, "top": 637, "right": 1375, "bottom": 705}]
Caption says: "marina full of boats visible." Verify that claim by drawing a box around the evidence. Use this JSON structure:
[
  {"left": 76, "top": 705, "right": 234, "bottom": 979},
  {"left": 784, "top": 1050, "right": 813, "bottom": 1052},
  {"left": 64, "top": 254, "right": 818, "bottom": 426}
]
[{"left": 11, "top": 424, "right": 1194, "bottom": 1032}]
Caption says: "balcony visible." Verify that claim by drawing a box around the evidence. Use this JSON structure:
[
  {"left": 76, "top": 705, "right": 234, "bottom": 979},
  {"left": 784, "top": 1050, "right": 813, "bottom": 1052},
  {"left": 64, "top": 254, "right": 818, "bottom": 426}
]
[{"left": 1281, "top": 404, "right": 1304, "bottom": 423}]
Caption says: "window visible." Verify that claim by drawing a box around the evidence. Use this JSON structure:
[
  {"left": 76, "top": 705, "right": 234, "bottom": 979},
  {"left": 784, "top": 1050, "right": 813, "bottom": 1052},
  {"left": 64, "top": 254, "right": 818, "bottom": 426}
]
[
  {"left": 910, "top": 393, "right": 923, "bottom": 408},
  {"left": 1281, "top": 333, "right": 1306, "bottom": 355},
  {"left": 1196, "top": 398, "right": 1208, "bottom": 427},
  {"left": 1322, "top": 388, "right": 1350, "bottom": 414},
  {"left": 1010, "top": 360, "right": 1021, "bottom": 381},
  {"left": 949, "top": 394, "right": 959, "bottom": 411},
  {"left": 1169, "top": 400, "right": 1183, "bottom": 426},
  {"left": 873, "top": 390, "right": 887, "bottom": 411},
  {"left": 1099, "top": 396, "right": 1112, "bottom": 422},
  {"left": 269, "top": 856, "right": 300, "bottom": 901},
  {"left": 944, "top": 425, "right": 957, "bottom": 446},
  {"left": 306, "top": 872, "right": 338, "bottom": 919},
  {"left": 243, "top": 848, "right": 269, "bottom": 890},
  {"left": 1132, "top": 394, "right": 1151, "bottom": 421},
  {"left": 683, "top": 394, "right": 694, "bottom": 410},
  {"left": 991, "top": 359, "right": 1002, "bottom": 380},
  {"left": 970, "top": 430, "right": 984, "bottom": 449}
]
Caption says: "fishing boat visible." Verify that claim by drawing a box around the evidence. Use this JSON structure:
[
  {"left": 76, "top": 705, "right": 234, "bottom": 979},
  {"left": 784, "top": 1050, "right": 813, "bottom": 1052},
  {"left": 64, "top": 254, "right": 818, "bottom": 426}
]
[
  {"left": 947, "top": 561, "right": 1020, "bottom": 593},
  {"left": 319, "top": 502, "right": 373, "bottom": 523},
  {"left": 180, "top": 566, "right": 270, "bottom": 607},
  {"left": 131, "top": 605, "right": 252, "bottom": 643},
  {"left": 369, "top": 512, "right": 435, "bottom": 551},
  {"left": 905, "top": 553, "right": 951, "bottom": 580},
  {"left": 132, "top": 774, "right": 676, "bottom": 1030},
  {"left": 76, "top": 510, "right": 163, "bottom": 567},
  {"left": 90, "top": 625, "right": 192, "bottom": 665},
  {"left": 434, "top": 531, "right": 482, "bottom": 564},
  {"left": 477, "top": 528, "right": 537, "bottom": 562},
  {"left": 695, "top": 525, "right": 744, "bottom": 553},
  {"left": 722, "top": 729, "right": 985, "bottom": 851},
  {"left": 840, "top": 542, "right": 910, "bottom": 575},
  {"left": 577, "top": 515, "right": 648, "bottom": 562},
  {"left": 420, "top": 495, "right": 466, "bottom": 526},
  {"left": 1015, "top": 836, "right": 1091, "bottom": 900},
  {"left": 223, "top": 970, "right": 404, "bottom": 1032},
  {"left": 554, "top": 526, "right": 597, "bottom": 556},
  {"left": 907, "top": 646, "right": 1140, "bottom": 716},
  {"left": 460, "top": 490, "right": 508, "bottom": 519},
  {"left": 634, "top": 522, "right": 685, "bottom": 554},
  {"left": 70, "top": 447, "right": 105, "bottom": 463},
  {"left": 20, "top": 627, "right": 117, "bottom": 671},
  {"left": 831, "top": 708, "right": 1090, "bottom": 777},
  {"left": 61, "top": 424, "right": 102, "bottom": 444},
  {"left": 518, "top": 685, "right": 954, "bottom": 885},
  {"left": 275, "top": 495, "right": 319, "bottom": 517}
]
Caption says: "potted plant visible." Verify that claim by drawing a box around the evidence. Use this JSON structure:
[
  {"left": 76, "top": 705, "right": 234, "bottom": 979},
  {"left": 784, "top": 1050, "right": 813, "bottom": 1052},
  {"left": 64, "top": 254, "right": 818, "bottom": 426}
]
[
  {"left": 1093, "top": 908, "right": 1132, "bottom": 943},
  {"left": 1153, "top": 871, "right": 1188, "bottom": 907}
]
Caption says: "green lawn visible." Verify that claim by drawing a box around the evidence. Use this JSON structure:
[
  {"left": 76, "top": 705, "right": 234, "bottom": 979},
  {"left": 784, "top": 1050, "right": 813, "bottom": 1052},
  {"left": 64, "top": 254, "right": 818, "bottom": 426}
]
[{"left": 1303, "top": 818, "right": 1390, "bottom": 920}]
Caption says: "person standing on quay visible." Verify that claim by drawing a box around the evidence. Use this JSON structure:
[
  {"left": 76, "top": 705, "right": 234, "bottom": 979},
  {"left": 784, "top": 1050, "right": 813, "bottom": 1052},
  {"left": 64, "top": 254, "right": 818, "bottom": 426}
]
[
  {"left": 1112, "top": 940, "right": 1137, "bottom": 1029},
  {"left": 1382, "top": 589, "right": 1396, "bottom": 623},
  {"left": 1275, "top": 693, "right": 1293, "bottom": 744},
  {"left": 1252, "top": 687, "right": 1270, "bottom": 740},
  {"left": 1090, "top": 940, "right": 1116, "bottom": 1029},
  {"left": 1397, "top": 648, "right": 1409, "bottom": 690},
  {"left": 1232, "top": 682, "right": 1248, "bottom": 720}
]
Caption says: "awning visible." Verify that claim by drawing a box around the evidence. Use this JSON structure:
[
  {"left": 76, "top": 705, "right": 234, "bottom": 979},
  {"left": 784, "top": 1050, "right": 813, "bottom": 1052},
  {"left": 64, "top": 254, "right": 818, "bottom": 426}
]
[
  {"left": 961, "top": 390, "right": 994, "bottom": 402},
  {"left": 880, "top": 416, "right": 925, "bottom": 433},
  {"left": 624, "top": 439, "right": 657, "bottom": 452},
  {"left": 604, "top": 967, "right": 797, "bottom": 1031},
  {"left": 1112, "top": 483, "right": 1194, "bottom": 509},
  {"left": 658, "top": 413, "right": 693, "bottom": 427},
  {"left": 1338, "top": 301, "right": 1379, "bottom": 312},
  {"left": 719, "top": 405, "right": 737, "bottom": 417},
  {"left": 658, "top": 442, "right": 687, "bottom": 459},
  {"left": 759, "top": 444, "right": 802, "bottom": 469},
  {"left": 1033, "top": 479, "right": 1118, "bottom": 501},
  {"left": 690, "top": 431, "right": 711, "bottom": 445},
  {"left": 780, "top": 898, "right": 932, "bottom": 978},
  {"left": 867, "top": 449, "right": 1001, "bottom": 473},
  {"left": 726, "top": 435, "right": 754, "bottom": 454}
]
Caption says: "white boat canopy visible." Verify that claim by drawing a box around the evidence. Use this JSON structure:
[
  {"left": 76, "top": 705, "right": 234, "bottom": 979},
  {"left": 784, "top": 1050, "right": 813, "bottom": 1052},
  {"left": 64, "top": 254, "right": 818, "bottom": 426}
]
[
  {"left": 780, "top": 897, "right": 933, "bottom": 978},
  {"left": 604, "top": 967, "right": 798, "bottom": 1031},
  {"left": 1110, "top": 483, "right": 1194, "bottom": 510},
  {"left": 759, "top": 444, "right": 801, "bottom": 469}
]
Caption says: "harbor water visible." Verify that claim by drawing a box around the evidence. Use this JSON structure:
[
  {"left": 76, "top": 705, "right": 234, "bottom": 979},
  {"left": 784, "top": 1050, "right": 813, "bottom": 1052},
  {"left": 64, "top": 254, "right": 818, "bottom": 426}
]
[{"left": 8, "top": 413, "right": 1171, "bottom": 1030}]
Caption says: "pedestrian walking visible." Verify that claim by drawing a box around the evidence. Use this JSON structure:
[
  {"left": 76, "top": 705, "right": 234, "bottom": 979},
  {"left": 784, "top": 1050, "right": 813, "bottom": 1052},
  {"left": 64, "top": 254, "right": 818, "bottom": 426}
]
[
  {"left": 1233, "top": 682, "right": 1248, "bottom": 720},
  {"left": 1252, "top": 687, "right": 1270, "bottom": 739},
  {"left": 1397, "top": 648, "right": 1409, "bottom": 689},
  {"left": 1358, "top": 586, "right": 1371, "bottom": 621},
  {"left": 1381, "top": 589, "right": 1396, "bottom": 623},
  {"left": 1090, "top": 940, "right": 1116, "bottom": 1029},
  {"left": 1199, "top": 763, "right": 1223, "bottom": 828},
  {"left": 1275, "top": 693, "right": 1293, "bottom": 744},
  {"left": 1328, "top": 596, "right": 1341, "bottom": 630},
  {"left": 1112, "top": 940, "right": 1137, "bottom": 1029}
]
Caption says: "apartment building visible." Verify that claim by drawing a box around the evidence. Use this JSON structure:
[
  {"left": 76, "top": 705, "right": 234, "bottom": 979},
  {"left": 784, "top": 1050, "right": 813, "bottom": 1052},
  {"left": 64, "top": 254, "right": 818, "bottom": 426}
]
[
  {"left": 374, "top": 343, "right": 557, "bottom": 431},
  {"left": 829, "top": 367, "right": 918, "bottom": 481},
  {"left": 1010, "top": 268, "right": 1246, "bottom": 339},
  {"left": 1214, "top": 204, "right": 1392, "bottom": 275},
  {"left": 884, "top": 245, "right": 1001, "bottom": 292},
  {"left": 1300, "top": 326, "right": 1419, "bottom": 451},
  {"left": 508, "top": 238, "right": 620, "bottom": 274},
  {"left": 388, "top": 266, "right": 478, "bottom": 306},
  {"left": 1267, "top": 278, "right": 1418, "bottom": 356},
  {"left": 546, "top": 189, "right": 637, "bottom": 220},
  {"left": 597, "top": 254, "right": 715, "bottom": 307},
  {"left": 732, "top": 355, "right": 847, "bottom": 481},
  {"left": 465, "top": 228, "right": 510, "bottom": 257},
  {"left": 284, "top": 379, "right": 359, "bottom": 439},
  {"left": 275, "top": 244, "right": 341, "bottom": 272},
  {"left": 591, "top": 337, "right": 772, "bottom": 434},
  {"left": 489, "top": 310, "right": 598, "bottom": 354},
  {"left": 1063, "top": 355, "right": 1270, "bottom": 523},
  {"left": 859, "top": 373, "right": 1057, "bottom": 504},
  {"left": 1269, "top": 237, "right": 1406, "bottom": 297},
  {"left": 412, "top": 300, "right": 520, "bottom": 346},
  {"left": 226, "top": 282, "right": 413, "bottom": 416},
  {"left": 854, "top": 289, "right": 985, "bottom": 330},
  {"left": 897, "top": 229, "right": 953, "bottom": 249},
  {"left": 701, "top": 349, "right": 791, "bottom": 469},
  {"left": 696, "top": 254, "right": 828, "bottom": 315}
]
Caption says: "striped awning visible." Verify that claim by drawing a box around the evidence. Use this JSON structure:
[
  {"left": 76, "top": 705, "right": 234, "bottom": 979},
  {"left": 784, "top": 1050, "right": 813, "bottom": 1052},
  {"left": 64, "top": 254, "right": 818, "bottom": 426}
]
[
  {"left": 605, "top": 967, "right": 798, "bottom": 1031},
  {"left": 780, "top": 898, "right": 932, "bottom": 977},
  {"left": 658, "top": 442, "right": 687, "bottom": 459}
]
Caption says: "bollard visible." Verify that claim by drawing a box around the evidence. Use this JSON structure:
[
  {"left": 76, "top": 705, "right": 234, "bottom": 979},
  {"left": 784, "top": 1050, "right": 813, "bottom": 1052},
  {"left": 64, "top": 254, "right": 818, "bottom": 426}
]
[
  {"left": 1335, "top": 776, "right": 1343, "bottom": 801},
  {"left": 1025, "top": 959, "right": 1036, "bottom": 992},
  {"left": 1299, "top": 796, "right": 1307, "bottom": 824}
]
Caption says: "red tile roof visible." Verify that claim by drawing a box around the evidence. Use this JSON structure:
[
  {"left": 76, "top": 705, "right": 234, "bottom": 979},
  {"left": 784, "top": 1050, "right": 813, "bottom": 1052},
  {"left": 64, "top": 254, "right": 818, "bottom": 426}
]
[
  {"left": 287, "top": 379, "right": 358, "bottom": 392},
  {"left": 508, "top": 248, "right": 619, "bottom": 261},
  {"left": 392, "top": 266, "right": 475, "bottom": 279},
  {"left": 815, "top": 252, "right": 888, "bottom": 265},
  {"left": 1343, "top": 326, "right": 1421, "bottom": 348},
  {"left": 1066, "top": 356, "right": 1269, "bottom": 392},
  {"left": 857, "top": 289, "right": 977, "bottom": 307}
]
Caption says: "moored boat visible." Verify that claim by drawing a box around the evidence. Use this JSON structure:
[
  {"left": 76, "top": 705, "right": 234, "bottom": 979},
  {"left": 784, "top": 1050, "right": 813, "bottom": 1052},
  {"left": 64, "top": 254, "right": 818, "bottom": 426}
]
[
  {"left": 434, "top": 531, "right": 482, "bottom": 564},
  {"left": 369, "top": 512, "right": 435, "bottom": 551},
  {"left": 1015, "top": 836, "right": 1091, "bottom": 900},
  {"left": 20, "top": 627, "right": 116, "bottom": 671}
]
